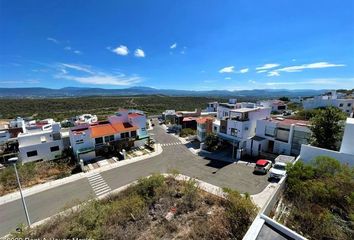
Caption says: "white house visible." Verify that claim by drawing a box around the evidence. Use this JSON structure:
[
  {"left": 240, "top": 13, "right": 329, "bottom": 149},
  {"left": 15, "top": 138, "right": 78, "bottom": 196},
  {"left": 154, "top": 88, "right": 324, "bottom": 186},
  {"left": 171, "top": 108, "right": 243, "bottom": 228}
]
[
  {"left": 214, "top": 103, "right": 271, "bottom": 159},
  {"left": 205, "top": 101, "right": 219, "bottom": 112},
  {"left": 0, "top": 129, "right": 10, "bottom": 145},
  {"left": 70, "top": 109, "right": 148, "bottom": 162},
  {"left": 258, "top": 100, "right": 287, "bottom": 113},
  {"left": 300, "top": 118, "right": 354, "bottom": 166},
  {"left": 17, "top": 122, "right": 67, "bottom": 163},
  {"left": 303, "top": 90, "right": 354, "bottom": 115},
  {"left": 74, "top": 114, "right": 98, "bottom": 125},
  {"left": 248, "top": 118, "right": 311, "bottom": 157}
]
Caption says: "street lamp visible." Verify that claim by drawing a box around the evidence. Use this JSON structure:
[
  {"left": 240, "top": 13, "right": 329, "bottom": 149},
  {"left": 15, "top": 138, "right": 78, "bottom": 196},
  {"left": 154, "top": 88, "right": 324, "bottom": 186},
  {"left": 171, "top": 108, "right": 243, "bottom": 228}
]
[{"left": 8, "top": 157, "right": 31, "bottom": 227}]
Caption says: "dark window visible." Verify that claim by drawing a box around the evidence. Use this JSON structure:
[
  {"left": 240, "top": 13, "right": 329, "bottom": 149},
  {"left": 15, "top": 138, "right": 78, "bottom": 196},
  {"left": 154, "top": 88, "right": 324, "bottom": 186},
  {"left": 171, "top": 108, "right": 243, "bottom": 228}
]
[
  {"left": 348, "top": 103, "right": 352, "bottom": 107},
  {"left": 104, "top": 135, "right": 114, "bottom": 142},
  {"left": 339, "top": 103, "right": 343, "bottom": 107},
  {"left": 131, "top": 131, "right": 137, "bottom": 138},
  {"left": 52, "top": 132, "right": 61, "bottom": 140},
  {"left": 95, "top": 137, "right": 103, "bottom": 144},
  {"left": 121, "top": 132, "right": 129, "bottom": 138},
  {"left": 50, "top": 146, "right": 60, "bottom": 152},
  {"left": 27, "top": 150, "right": 38, "bottom": 157}
]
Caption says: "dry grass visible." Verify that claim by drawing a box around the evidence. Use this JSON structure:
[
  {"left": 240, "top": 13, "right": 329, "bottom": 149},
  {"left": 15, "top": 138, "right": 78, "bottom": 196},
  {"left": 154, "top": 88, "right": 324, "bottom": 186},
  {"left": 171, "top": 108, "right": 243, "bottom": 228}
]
[
  {"left": 0, "top": 158, "right": 76, "bottom": 196},
  {"left": 10, "top": 174, "right": 257, "bottom": 240}
]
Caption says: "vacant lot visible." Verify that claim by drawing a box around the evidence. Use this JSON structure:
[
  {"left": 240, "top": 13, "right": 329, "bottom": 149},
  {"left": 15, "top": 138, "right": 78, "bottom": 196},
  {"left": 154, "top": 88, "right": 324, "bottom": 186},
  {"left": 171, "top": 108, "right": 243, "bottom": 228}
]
[
  {"left": 11, "top": 174, "right": 258, "bottom": 240},
  {"left": 0, "top": 159, "right": 77, "bottom": 196},
  {"left": 277, "top": 157, "right": 354, "bottom": 240}
]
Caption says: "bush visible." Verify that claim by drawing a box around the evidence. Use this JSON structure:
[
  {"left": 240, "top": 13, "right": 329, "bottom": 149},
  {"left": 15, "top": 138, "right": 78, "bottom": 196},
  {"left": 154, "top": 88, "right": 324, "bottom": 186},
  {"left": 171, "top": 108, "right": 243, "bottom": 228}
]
[
  {"left": 204, "top": 133, "right": 219, "bottom": 151},
  {"left": 180, "top": 128, "right": 196, "bottom": 137},
  {"left": 285, "top": 157, "right": 354, "bottom": 239}
]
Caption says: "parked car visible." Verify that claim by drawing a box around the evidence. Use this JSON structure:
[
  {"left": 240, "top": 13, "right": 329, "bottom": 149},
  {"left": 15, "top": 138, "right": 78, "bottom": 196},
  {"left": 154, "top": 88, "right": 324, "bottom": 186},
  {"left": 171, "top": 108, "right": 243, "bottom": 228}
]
[
  {"left": 269, "top": 161, "right": 287, "bottom": 179},
  {"left": 254, "top": 159, "right": 272, "bottom": 174}
]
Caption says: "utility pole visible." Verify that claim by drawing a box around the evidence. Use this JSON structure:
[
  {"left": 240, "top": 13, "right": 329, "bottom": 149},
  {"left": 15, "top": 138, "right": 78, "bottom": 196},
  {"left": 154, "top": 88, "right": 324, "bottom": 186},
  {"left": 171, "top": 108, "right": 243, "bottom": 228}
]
[{"left": 9, "top": 157, "right": 31, "bottom": 227}]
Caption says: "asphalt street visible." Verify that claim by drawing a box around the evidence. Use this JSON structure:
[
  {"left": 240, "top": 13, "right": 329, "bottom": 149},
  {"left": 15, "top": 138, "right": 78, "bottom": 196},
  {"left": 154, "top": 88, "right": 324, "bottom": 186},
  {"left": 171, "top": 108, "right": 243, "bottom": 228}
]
[{"left": 0, "top": 121, "right": 269, "bottom": 236}]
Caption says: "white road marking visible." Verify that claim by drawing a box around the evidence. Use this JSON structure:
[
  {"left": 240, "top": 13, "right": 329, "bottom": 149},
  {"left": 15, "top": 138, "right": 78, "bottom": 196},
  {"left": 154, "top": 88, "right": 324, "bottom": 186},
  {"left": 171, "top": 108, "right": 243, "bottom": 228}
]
[{"left": 87, "top": 173, "right": 111, "bottom": 196}]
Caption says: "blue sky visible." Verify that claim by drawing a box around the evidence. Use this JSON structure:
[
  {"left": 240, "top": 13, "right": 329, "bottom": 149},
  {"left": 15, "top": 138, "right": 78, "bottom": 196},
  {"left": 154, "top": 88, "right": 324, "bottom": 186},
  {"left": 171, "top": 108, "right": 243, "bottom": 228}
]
[{"left": 0, "top": 0, "right": 353, "bottom": 90}]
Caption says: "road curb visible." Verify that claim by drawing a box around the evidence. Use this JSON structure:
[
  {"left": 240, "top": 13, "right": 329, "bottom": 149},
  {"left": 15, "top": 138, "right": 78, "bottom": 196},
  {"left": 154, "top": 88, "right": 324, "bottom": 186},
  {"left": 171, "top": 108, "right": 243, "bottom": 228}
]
[{"left": 0, "top": 144, "right": 163, "bottom": 206}]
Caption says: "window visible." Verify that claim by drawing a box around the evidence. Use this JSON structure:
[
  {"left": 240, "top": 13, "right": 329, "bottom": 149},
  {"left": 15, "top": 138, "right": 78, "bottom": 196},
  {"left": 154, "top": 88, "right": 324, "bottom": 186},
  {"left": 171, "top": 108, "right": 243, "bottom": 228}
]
[
  {"left": 75, "top": 139, "right": 84, "bottom": 144},
  {"left": 131, "top": 131, "right": 137, "bottom": 138},
  {"left": 348, "top": 103, "right": 352, "bottom": 107},
  {"left": 141, "top": 127, "right": 146, "bottom": 131},
  {"left": 50, "top": 146, "right": 60, "bottom": 152},
  {"left": 214, "top": 126, "right": 217, "bottom": 132},
  {"left": 231, "top": 128, "right": 238, "bottom": 136},
  {"left": 53, "top": 132, "right": 61, "bottom": 140},
  {"left": 27, "top": 150, "right": 38, "bottom": 157},
  {"left": 104, "top": 135, "right": 114, "bottom": 142},
  {"left": 95, "top": 137, "right": 103, "bottom": 144},
  {"left": 121, "top": 132, "right": 129, "bottom": 138},
  {"left": 339, "top": 103, "right": 343, "bottom": 107}
]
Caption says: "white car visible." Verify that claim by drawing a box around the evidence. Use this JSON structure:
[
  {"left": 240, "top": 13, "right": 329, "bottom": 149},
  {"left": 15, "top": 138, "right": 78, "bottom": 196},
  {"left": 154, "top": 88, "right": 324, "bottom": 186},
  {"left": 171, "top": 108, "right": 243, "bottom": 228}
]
[{"left": 269, "top": 162, "right": 287, "bottom": 179}]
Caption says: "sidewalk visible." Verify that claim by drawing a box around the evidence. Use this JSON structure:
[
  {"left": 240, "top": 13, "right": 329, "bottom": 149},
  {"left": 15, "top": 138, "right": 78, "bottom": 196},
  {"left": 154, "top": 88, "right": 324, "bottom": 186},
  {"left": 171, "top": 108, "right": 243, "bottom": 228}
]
[{"left": 0, "top": 144, "right": 163, "bottom": 206}]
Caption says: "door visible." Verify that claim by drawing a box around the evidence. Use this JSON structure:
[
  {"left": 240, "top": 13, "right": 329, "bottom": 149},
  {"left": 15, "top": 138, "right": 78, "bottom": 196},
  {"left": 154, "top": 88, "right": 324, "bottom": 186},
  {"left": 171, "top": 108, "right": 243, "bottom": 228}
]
[{"left": 268, "top": 140, "right": 274, "bottom": 153}]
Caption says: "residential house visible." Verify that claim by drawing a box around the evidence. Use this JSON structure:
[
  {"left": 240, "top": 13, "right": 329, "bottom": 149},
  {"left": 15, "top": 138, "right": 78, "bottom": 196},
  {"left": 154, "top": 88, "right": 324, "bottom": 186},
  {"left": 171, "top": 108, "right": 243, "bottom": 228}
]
[
  {"left": 213, "top": 103, "right": 271, "bottom": 159},
  {"left": 196, "top": 117, "right": 214, "bottom": 142},
  {"left": 258, "top": 100, "right": 287, "bottom": 113},
  {"left": 70, "top": 109, "right": 148, "bottom": 162},
  {"left": 17, "top": 121, "right": 68, "bottom": 163},
  {"left": 303, "top": 90, "right": 354, "bottom": 115},
  {"left": 248, "top": 118, "right": 311, "bottom": 157},
  {"left": 73, "top": 114, "right": 98, "bottom": 125},
  {"left": 204, "top": 101, "right": 219, "bottom": 112}
]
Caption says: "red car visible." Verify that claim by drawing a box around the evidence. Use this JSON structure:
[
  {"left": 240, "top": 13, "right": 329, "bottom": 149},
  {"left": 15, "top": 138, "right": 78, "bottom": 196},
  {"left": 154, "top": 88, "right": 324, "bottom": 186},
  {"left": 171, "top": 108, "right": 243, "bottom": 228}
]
[{"left": 254, "top": 159, "right": 272, "bottom": 174}]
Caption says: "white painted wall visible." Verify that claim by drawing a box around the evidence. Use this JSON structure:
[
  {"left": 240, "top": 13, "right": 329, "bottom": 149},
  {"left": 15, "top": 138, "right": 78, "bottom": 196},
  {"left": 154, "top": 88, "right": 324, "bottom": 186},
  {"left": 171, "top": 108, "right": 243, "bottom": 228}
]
[
  {"left": 340, "top": 118, "right": 354, "bottom": 155},
  {"left": 19, "top": 139, "right": 64, "bottom": 163},
  {"left": 300, "top": 144, "right": 354, "bottom": 166}
]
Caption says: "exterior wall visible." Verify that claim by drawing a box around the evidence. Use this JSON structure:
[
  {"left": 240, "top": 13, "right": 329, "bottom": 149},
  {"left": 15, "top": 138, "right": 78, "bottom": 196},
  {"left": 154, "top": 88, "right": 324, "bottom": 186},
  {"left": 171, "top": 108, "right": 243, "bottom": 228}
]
[
  {"left": 300, "top": 144, "right": 354, "bottom": 166},
  {"left": 79, "top": 151, "right": 96, "bottom": 162},
  {"left": 303, "top": 98, "right": 354, "bottom": 114},
  {"left": 134, "top": 138, "right": 148, "bottom": 147},
  {"left": 69, "top": 129, "right": 94, "bottom": 156},
  {"left": 129, "top": 115, "right": 147, "bottom": 138},
  {"left": 340, "top": 118, "right": 354, "bottom": 155},
  {"left": 0, "top": 130, "right": 10, "bottom": 144},
  {"left": 19, "top": 139, "right": 64, "bottom": 163},
  {"left": 217, "top": 105, "right": 233, "bottom": 119}
]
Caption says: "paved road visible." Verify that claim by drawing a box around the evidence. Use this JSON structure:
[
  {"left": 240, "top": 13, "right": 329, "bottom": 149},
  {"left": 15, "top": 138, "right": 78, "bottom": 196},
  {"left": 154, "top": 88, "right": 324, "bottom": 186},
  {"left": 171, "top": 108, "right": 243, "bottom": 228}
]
[{"left": 0, "top": 121, "right": 269, "bottom": 236}]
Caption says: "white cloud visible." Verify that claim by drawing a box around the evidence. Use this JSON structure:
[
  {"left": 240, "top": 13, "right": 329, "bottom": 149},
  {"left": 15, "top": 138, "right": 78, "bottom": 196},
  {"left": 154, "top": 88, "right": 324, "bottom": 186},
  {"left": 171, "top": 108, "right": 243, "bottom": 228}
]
[
  {"left": 265, "top": 78, "right": 353, "bottom": 86},
  {"left": 248, "top": 80, "right": 256, "bottom": 84},
  {"left": 170, "top": 43, "right": 177, "bottom": 49},
  {"left": 239, "top": 68, "right": 249, "bottom": 74},
  {"left": 74, "top": 50, "right": 82, "bottom": 55},
  {"left": 257, "top": 70, "right": 268, "bottom": 73},
  {"left": 180, "top": 46, "right": 187, "bottom": 54},
  {"left": 267, "top": 61, "right": 346, "bottom": 77},
  {"left": 256, "top": 63, "right": 280, "bottom": 70},
  {"left": 64, "top": 46, "right": 72, "bottom": 50},
  {"left": 219, "top": 66, "right": 234, "bottom": 73},
  {"left": 0, "top": 79, "right": 40, "bottom": 84},
  {"left": 275, "top": 62, "right": 345, "bottom": 73},
  {"left": 112, "top": 45, "right": 129, "bottom": 56},
  {"left": 47, "top": 37, "right": 59, "bottom": 44},
  {"left": 60, "top": 63, "right": 94, "bottom": 74},
  {"left": 225, "top": 77, "right": 232, "bottom": 80},
  {"left": 134, "top": 49, "right": 145, "bottom": 58},
  {"left": 56, "top": 63, "right": 141, "bottom": 86},
  {"left": 267, "top": 71, "right": 280, "bottom": 77}
]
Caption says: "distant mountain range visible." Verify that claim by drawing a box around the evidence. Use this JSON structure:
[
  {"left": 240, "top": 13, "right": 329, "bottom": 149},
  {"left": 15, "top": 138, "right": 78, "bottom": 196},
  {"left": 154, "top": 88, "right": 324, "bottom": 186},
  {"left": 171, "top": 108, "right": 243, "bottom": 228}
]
[{"left": 0, "top": 86, "right": 327, "bottom": 98}]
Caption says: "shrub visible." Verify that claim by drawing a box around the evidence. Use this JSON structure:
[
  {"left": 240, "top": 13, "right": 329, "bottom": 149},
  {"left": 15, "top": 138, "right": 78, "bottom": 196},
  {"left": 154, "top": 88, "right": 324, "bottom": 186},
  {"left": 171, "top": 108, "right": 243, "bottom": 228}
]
[
  {"left": 204, "top": 133, "right": 219, "bottom": 151},
  {"left": 180, "top": 128, "right": 196, "bottom": 137}
]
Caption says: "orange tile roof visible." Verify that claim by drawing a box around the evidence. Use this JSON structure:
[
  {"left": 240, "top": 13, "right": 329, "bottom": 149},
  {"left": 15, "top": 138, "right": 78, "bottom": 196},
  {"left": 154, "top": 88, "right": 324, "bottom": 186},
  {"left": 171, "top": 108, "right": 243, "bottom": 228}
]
[
  {"left": 111, "top": 122, "right": 138, "bottom": 132},
  {"left": 196, "top": 117, "right": 214, "bottom": 124},
  {"left": 90, "top": 124, "right": 117, "bottom": 138},
  {"left": 128, "top": 113, "right": 143, "bottom": 118}
]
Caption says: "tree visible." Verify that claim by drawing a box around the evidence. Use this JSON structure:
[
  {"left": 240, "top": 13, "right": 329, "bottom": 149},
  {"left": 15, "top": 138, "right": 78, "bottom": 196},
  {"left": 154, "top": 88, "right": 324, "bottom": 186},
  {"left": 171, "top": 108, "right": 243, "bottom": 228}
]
[
  {"left": 279, "top": 96, "right": 290, "bottom": 102},
  {"left": 310, "top": 107, "right": 346, "bottom": 150},
  {"left": 204, "top": 133, "right": 219, "bottom": 151}
]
